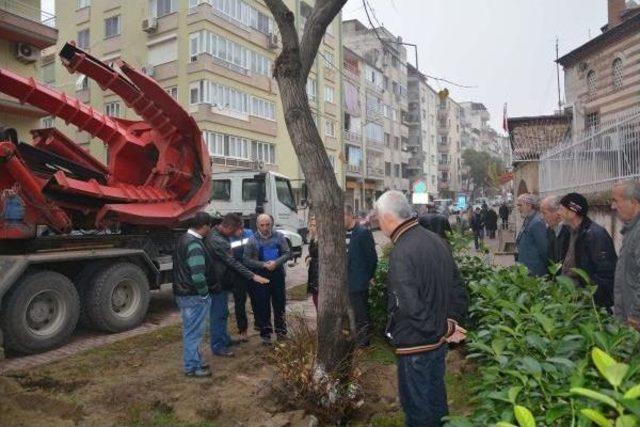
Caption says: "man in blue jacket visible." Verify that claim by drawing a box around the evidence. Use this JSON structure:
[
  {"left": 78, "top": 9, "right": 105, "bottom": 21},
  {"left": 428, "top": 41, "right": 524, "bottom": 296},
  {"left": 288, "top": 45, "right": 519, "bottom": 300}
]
[
  {"left": 515, "top": 193, "right": 549, "bottom": 277},
  {"left": 345, "top": 204, "right": 378, "bottom": 347}
]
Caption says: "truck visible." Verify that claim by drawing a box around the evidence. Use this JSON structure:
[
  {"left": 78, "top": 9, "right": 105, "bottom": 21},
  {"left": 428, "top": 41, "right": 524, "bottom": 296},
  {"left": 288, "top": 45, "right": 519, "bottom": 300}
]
[
  {"left": 207, "top": 170, "right": 305, "bottom": 260},
  {"left": 0, "top": 44, "right": 212, "bottom": 355}
]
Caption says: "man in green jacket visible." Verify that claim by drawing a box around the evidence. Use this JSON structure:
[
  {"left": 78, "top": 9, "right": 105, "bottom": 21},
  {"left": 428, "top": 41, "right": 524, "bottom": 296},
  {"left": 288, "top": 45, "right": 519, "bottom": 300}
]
[
  {"left": 612, "top": 180, "right": 640, "bottom": 329},
  {"left": 172, "top": 212, "right": 213, "bottom": 378}
]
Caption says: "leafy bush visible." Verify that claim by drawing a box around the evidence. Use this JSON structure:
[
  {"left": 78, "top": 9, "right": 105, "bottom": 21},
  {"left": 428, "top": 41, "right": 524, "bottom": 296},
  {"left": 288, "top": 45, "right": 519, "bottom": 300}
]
[
  {"left": 445, "top": 234, "right": 640, "bottom": 427},
  {"left": 369, "top": 256, "right": 389, "bottom": 335}
]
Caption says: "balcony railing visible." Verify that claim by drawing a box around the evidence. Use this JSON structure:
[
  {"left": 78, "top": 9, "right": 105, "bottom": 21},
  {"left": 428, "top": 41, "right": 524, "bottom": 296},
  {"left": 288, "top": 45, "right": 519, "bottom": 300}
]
[
  {"left": 344, "top": 130, "right": 362, "bottom": 144},
  {"left": 365, "top": 137, "right": 385, "bottom": 150},
  {"left": 0, "top": 0, "right": 56, "bottom": 27},
  {"left": 346, "top": 163, "right": 362, "bottom": 174}
]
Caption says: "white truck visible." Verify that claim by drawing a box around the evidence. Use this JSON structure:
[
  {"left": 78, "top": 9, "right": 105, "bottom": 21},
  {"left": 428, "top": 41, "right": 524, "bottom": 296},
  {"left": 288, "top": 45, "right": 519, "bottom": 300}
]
[{"left": 206, "top": 170, "right": 305, "bottom": 260}]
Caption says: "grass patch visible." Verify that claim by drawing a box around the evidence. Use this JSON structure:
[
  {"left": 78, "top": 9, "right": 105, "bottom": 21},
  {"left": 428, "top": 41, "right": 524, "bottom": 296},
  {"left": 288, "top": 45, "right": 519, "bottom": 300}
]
[
  {"left": 445, "top": 369, "right": 479, "bottom": 417},
  {"left": 286, "top": 283, "right": 309, "bottom": 301},
  {"left": 365, "top": 336, "right": 396, "bottom": 365},
  {"left": 370, "top": 411, "right": 404, "bottom": 427}
]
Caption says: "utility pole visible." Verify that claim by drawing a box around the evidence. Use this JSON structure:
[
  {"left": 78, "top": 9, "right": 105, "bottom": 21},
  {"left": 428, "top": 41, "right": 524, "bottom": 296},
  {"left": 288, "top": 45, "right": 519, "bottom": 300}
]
[{"left": 555, "top": 37, "right": 562, "bottom": 112}]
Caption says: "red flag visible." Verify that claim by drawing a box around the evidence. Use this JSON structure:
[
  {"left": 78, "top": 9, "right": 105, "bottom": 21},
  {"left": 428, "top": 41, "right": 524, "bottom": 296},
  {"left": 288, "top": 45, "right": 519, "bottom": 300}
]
[{"left": 502, "top": 103, "right": 508, "bottom": 132}]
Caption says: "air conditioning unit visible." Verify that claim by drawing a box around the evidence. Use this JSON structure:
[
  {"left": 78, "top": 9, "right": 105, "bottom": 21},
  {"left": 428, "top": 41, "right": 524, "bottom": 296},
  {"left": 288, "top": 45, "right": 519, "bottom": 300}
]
[
  {"left": 268, "top": 33, "right": 279, "bottom": 49},
  {"left": 142, "top": 18, "right": 158, "bottom": 33},
  {"left": 15, "top": 43, "right": 39, "bottom": 63}
]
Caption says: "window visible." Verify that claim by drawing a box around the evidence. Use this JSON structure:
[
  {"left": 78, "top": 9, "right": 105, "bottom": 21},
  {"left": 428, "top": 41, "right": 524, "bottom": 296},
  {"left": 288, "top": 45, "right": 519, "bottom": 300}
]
[
  {"left": 275, "top": 177, "right": 296, "bottom": 211},
  {"left": 42, "top": 116, "right": 55, "bottom": 128},
  {"left": 394, "top": 164, "right": 400, "bottom": 178},
  {"left": 251, "top": 96, "right": 276, "bottom": 121},
  {"left": 385, "top": 162, "right": 391, "bottom": 176},
  {"left": 242, "top": 179, "right": 266, "bottom": 201},
  {"left": 365, "top": 64, "right": 383, "bottom": 90},
  {"left": 253, "top": 141, "right": 276, "bottom": 164},
  {"left": 190, "top": 80, "right": 250, "bottom": 117},
  {"left": 612, "top": 58, "right": 623, "bottom": 90},
  {"left": 165, "top": 86, "right": 178, "bottom": 99},
  {"left": 155, "top": 0, "right": 175, "bottom": 17},
  {"left": 211, "top": 180, "right": 231, "bottom": 200},
  {"left": 366, "top": 123, "right": 383, "bottom": 142},
  {"left": 384, "top": 133, "right": 390, "bottom": 147},
  {"left": 104, "top": 101, "right": 121, "bottom": 117},
  {"left": 366, "top": 94, "right": 382, "bottom": 116},
  {"left": 104, "top": 16, "right": 121, "bottom": 38},
  {"left": 323, "top": 51, "right": 335, "bottom": 66},
  {"left": 205, "top": 132, "right": 225, "bottom": 156},
  {"left": 228, "top": 136, "right": 250, "bottom": 159},
  {"left": 585, "top": 112, "right": 599, "bottom": 133},
  {"left": 77, "top": 29, "right": 90, "bottom": 49},
  {"left": 75, "top": 74, "right": 88, "bottom": 91},
  {"left": 324, "top": 119, "right": 335, "bottom": 137},
  {"left": 394, "top": 137, "right": 399, "bottom": 150},
  {"left": 306, "top": 78, "right": 317, "bottom": 100},
  {"left": 77, "top": 0, "right": 90, "bottom": 9},
  {"left": 586, "top": 70, "right": 596, "bottom": 95},
  {"left": 324, "top": 86, "right": 335, "bottom": 103},
  {"left": 189, "top": 83, "right": 200, "bottom": 105}
]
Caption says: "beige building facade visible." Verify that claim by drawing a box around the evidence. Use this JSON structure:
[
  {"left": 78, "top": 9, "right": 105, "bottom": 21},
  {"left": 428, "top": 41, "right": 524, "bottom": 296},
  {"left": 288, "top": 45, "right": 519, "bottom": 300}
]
[{"left": 50, "top": 0, "right": 344, "bottom": 200}]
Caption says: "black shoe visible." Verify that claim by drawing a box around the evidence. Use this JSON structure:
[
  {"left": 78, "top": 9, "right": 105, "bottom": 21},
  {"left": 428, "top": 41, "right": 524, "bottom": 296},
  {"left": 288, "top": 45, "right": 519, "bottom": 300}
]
[
  {"left": 213, "top": 349, "right": 235, "bottom": 358},
  {"left": 185, "top": 368, "right": 212, "bottom": 378},
  {"left": 261, "top": 336, "right": 272, "bottom": 346},
  {"left": 200, "top": 364, "right": 210, "bottom": 370}
]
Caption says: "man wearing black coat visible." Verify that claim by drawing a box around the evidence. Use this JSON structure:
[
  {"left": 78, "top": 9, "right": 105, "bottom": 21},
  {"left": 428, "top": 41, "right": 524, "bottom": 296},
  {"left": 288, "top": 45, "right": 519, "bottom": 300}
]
[
  {"left": 485, "top": 208, "right": 498, "bottom": 239},
  {"left": 376, "top": 191, "right": 468, "bottom": 427},
  {"left": 418, "top": 205, "right": 452, "bottom": 241},
  {"left": 540, "top": 196, "right": 570, "bottom": 265},
  {"left": 559, "top": 193, "right": 617, "bottom": 308},
  {"left": 345, "top": 204, "right": 378, "bottom": 347},
  {"left": 499, "top": 203, "right": 510, "bottom": 229}
]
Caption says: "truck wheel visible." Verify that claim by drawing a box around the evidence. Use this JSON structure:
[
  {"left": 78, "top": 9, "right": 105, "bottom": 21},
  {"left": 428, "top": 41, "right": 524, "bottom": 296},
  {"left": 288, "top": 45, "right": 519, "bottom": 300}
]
[
  {"left": 85, "top": 262, "right": 150, "bottom": 332},
  {"left": 0, "top": 271, "right": 80, "bottom": 354},
  {"left": 74, "top": 263, "right": 104, "bottom": 329}
]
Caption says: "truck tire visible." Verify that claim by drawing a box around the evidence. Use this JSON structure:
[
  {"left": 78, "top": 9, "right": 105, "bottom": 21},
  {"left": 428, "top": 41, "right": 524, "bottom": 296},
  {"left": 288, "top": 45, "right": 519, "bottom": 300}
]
[
  {"left": 74, "top": 263, "right": 104, "bottom": 330},
  {"left": 0, "top": 271, "right": 80, "bottom": 354},
  {"left": 85, "top": 262, "right": 150, "bottom": 332}
]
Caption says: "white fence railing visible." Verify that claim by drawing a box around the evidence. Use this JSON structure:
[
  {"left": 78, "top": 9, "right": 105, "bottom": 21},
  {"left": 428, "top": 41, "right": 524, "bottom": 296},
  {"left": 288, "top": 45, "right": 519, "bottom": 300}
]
[{"left": 539, "top": 110, "right": 640, "bottom": 196}]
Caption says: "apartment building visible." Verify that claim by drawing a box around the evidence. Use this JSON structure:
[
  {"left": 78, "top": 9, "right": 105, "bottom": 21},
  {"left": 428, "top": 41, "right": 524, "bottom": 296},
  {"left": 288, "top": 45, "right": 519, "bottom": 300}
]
[
  {"left": 559, "top": 0, "right": 640, "bottom": 134},
  {"left": 343, "top": 19, "right": 410, "bottom": 201},
  {"left": 436, "top": 92, "right": 463, "bottom": 198},
  {"left": 342, "top": 46, "right": 385, "bottom": 211},
  {"left": 0, "top": 0, "right": 58, "bottom": 138},
  {"left": 407, "top": 64, "right": 438, "bottom": 196},
  {"left": 52, "top": 0, "right": 343, "bottom": 200}
]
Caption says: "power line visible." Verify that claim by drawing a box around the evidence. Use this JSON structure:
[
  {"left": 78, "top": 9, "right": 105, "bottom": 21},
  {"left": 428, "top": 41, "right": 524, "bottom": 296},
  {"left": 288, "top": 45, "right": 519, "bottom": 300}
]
[{"left": 361, "top": 0, "right": 477, "bottom": 89}]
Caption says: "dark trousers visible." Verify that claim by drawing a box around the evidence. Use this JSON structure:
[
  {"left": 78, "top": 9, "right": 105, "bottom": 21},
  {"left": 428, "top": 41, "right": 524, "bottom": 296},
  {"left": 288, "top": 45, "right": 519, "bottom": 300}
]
[
  {"left": 473, "top": 230, "right": 484, "bottom": 250},
  {"left": 249, "top": 268, "right": 286, "bottom": 338},
  {"left": 232, "top": 277, "right": 255, "bottom": 334},
  {"left": 349, "top": 290, "right": 370, "bottom": 346},
  {"left": 397, "top": 345, "right": 448, "bottom": 427},
  {"left": 501, "top": 218, "right": 508, "bottom": 229}
]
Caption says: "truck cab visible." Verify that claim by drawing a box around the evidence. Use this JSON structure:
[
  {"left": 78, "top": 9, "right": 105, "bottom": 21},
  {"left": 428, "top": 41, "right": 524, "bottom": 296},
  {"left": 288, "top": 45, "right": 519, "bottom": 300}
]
[{"left": 206, "top": 171, "right": 305, "bottom": 260}]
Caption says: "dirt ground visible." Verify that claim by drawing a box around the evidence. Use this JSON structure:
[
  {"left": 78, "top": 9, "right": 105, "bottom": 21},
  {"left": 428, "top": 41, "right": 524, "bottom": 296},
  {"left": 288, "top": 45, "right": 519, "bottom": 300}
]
[{"left": 0, "top": 287, "right": 474, "bottom": 427}]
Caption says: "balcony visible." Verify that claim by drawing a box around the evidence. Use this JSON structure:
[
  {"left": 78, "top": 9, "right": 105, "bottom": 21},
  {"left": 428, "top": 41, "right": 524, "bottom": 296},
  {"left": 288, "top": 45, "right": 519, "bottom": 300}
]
[
  {"left": 190, "top": 103, "right": 277, "bottom": 137},
  {"left": 407, "top": 158, "right": 423, "bottom": 170},
  {"left": 402, "top": 112, "right": 420, "bottom": 126},
  {"left": 345, "top": 163, "right": 362, "bottom": 176},
  {"left": 344, "top": 130, "right": 362, "bottom": 145},
  {"left": 343, "top": 65, "right": 360, "bottom": 82},
  {"left": 437, "top": 104, "right": 449, "bottom": 120},
  {"left": 0, "top": 0, "right": 58, "bottom": 49},
  {"left": 365, "top": 137, "right": 385, "bottom": 151},
  {"left": 366, "top": 165, "right": 385, "bottom": 179},
  {"left": 187, "top": 53, "right": 276, "bottom": 94}
]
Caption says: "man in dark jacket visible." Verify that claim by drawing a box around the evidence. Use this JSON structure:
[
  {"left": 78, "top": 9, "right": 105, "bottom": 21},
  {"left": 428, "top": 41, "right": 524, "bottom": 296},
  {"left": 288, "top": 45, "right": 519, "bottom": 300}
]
[
  {"left": 377, "top": 191, "right": 468, "bottom": 427},
  {"left": 540, "top": 196, "right": 570, "bottom": 265},
  {"left": 499, "top": 203, "right": 510, "bottom": 229},
  {"left": 204, "top": 214, "right": 269, "bottom": 357},
  {"left": 485, "top": 208, "right": 498, "bottom": 239},
  {"left": 345, "top": 204, "right": 378, "bottom": 347},
  {"left": 172, "top": 212, "right": 213, "bottom": 378},
  {"left": 470, "top": 207, "right": 485, "bottom": 250},
  {"left": 418, "top": 205, "right": 452, "bottom": 241},
  {"left": 230, "top": 227, "right": 258, "bottom": 340},
  {"left": 244, "top": 214, "right": 291, "bottom": 345},
  {"left": 559, "top": 193, "right": 617, "bottom": 308}
]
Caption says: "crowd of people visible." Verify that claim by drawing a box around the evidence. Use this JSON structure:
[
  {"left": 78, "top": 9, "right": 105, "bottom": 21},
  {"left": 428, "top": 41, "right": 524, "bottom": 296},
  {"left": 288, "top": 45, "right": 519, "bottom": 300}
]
[
  {"left": 467, "top": 202, "right": 510, "bottom": 249},
  {"left": 514, "top": 180, "right": 640, "bottom": 324}
]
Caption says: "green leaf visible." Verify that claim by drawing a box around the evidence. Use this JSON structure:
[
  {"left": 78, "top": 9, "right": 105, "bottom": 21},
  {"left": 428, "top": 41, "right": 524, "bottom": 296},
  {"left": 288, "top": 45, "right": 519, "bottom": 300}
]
[
  {"left": 579, "top": 409, "right": 613, "bottom": 427},
  {"left": 556, "top": 274, "right": 576, "bottom": 289},
  {"left": 520, "top": 356, "right": 542, "bottom": 377},
  {"left": 572, "top": 268, "right": 593, "bottom": 286},
  {"left": 593, "top": 347, "right": 617, "bottom": 377},
  {"left": 491, "top": 338, "right": 506, "bottom": 356},
  {"left": 621, "top": 399, "right": 640, "bottom": 417},
  {"left": 624, "top": 384, "right": 640, "bottom": 399},
  {"left": 508, "top": 386, "right": 522, "bottom": 404},
  {"left": 571, "top": 387, "right": 618, "bottom": 409},
  {"left": 514, "top": 405, "right": 535, "bottom": 427},
  {"left": 533, "top": 312, "right": 555, "bottom": 335},
  {"left": 616, "top": 415, "right": 637, "bottom": 427},
  {"left": 604, "top": 363, "right": 629, "bottom": 388},
  {"left": 495, "top": 423, "right": 518, "bottom": 427}
]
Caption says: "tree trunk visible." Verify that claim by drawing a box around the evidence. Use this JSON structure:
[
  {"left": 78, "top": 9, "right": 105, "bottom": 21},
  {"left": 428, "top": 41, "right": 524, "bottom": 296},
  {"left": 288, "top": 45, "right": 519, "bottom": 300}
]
[{"left": 274, "top": 63, "right": 353, "bottom": 375}]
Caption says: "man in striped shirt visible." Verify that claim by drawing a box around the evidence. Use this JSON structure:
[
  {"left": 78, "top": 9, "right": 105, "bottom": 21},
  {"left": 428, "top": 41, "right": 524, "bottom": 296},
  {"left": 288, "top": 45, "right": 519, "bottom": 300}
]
[{"left": 172, "top": 212, "right": 213, "bottom": 378}]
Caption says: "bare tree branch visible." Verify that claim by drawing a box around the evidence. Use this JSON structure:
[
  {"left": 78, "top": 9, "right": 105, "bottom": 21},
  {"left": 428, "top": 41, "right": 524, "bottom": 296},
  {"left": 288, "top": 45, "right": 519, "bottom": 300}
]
[{"left": 299, "top": 0, "right": 348, "bottom": 80}]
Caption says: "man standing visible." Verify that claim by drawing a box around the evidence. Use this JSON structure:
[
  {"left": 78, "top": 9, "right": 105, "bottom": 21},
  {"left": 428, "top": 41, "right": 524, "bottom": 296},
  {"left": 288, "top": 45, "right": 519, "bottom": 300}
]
[
  {"left": 344, "top": 204, "right": 378, "bottom": 347},
  {"left": 172, "top": 212, "right": 213, "bottom": 378},
  {"left": 540, "top": 196, "right": 570, "bottom": 265},
  {"left": 376, "top": 191, "right": 468, "bottom": 427},
  {"left": 229, "top": 226, "right": 258, "bottom": 341},
  {"left": 244, "top": 214, "right": 291, "bottom": 345},
  {"left": 559, "top": 193, "right": 617, "bottom": 308},
  {"left": 515, "top": 194, "right": 549, "bottom": 277},
  {"left": 499, "top": 202, "right": 510, "bottom": 230},
  {"left": 470, "top": 207, "right": 484, "bottom": 250},
  {"left": 485, "top": 207, "right": 498, "bottom": 239},
  {"left": 205, "top": 214, "right": 269, "bottom": 357},
  {"left": 612, "top": 180, "right": 640, "bottom": 326},
  {"left": 418, "top": 204, "right": 452, "bottom": 241}
]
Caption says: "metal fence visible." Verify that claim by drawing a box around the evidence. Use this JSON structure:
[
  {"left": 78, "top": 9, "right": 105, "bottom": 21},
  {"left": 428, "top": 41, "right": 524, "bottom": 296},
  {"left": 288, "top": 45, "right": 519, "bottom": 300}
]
[{"left": 539, "top": 109, "right": 640, "bottom": 196}]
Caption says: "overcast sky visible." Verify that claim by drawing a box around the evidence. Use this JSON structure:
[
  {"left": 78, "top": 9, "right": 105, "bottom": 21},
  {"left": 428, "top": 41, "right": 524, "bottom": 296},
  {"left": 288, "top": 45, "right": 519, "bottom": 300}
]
[
  {"left": 43, "top": 0, "right": 606, "bottom": 132},
  {"left": 344, "top": 0, "right": 607, "bottom": 132}
]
